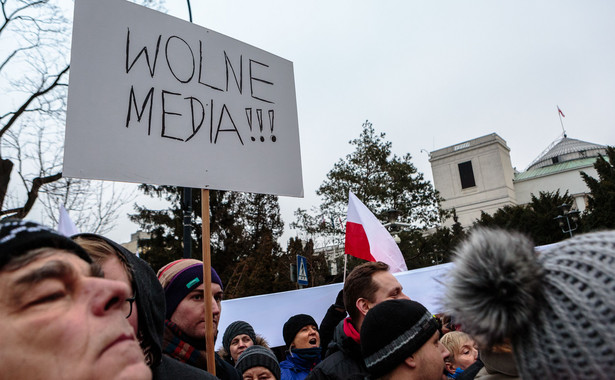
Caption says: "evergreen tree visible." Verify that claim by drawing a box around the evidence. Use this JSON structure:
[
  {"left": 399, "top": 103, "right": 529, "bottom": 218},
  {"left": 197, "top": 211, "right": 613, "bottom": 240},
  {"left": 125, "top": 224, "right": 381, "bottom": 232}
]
[
  {"left": 292, "top": 120, "right": 446, "bottom": 271},
  {"left": 581, "top": 146, "right": 615, "bottom": 231},
  {"left": 130, "top": 187, "right": 286, "bottom": 299},
  {"left": 315, "top": 120, "right": 443, "bottom": 231},
  {"left": 474, "top": 190, "right": 575, "bottom": 245}
]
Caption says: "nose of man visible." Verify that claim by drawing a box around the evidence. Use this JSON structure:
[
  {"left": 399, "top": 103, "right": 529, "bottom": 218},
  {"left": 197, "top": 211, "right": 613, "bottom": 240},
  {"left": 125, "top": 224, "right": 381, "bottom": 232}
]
[
  {"left": 439, "top": 341, "right": 450, "bottom": 361},
  {"left": 211, "top": 295, "right": 221, "bottom": 315},
  {"left": 89, "top": 277, "right": 132, "bottom": 317}
]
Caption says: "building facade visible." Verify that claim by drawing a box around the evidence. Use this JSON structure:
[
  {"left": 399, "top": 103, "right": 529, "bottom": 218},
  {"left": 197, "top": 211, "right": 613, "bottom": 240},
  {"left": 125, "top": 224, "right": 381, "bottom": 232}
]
[{"left": 429, "top": 133, "right": 606, "bottom": 227}]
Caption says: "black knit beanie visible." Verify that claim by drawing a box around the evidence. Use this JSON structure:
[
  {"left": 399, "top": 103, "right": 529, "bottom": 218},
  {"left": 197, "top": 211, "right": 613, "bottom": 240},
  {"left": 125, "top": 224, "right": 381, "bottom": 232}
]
[
  {"left": 235, "top": 345, "right": 281, "bottom": 380},
  {"left": 0, "top": 219, "right": 92, "bottom": 269},
  {"left": 282, "top": 314, "right": 318, "bottom": 347},
  {"left": 223, "top": 320, "right": 257, "bottom": 354},
  {"left": 361, "top": 299, "right": 439, "bottom": 378}
]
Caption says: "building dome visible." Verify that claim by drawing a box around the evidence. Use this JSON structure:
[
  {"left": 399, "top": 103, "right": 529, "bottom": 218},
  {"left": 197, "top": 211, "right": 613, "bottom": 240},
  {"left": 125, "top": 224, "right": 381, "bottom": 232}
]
[{"left": 525, "top": 135, "right": 606, "bottom": 171}]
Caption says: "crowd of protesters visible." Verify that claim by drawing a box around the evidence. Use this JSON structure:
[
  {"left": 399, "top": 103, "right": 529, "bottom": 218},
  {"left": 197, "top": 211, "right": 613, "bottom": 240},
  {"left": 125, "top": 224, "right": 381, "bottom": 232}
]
[{"left": 1, "top": 218, "right": 614, "bottom": 380}]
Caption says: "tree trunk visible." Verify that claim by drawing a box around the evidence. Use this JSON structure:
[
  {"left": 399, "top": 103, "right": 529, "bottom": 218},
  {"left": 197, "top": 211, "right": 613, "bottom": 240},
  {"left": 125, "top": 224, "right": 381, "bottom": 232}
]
[{"left": 0, "top": 158, "right": 14, "bottom": 212}]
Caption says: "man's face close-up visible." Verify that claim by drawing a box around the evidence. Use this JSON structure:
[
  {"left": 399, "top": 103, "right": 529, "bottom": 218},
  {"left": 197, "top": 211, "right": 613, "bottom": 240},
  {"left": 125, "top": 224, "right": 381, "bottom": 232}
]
[
  {"left": 414, "top": 331, "right": 450, "bottom": 380},
  {"left": 368, "top": 270, "right": 410, "bottom": 307},
  {"left": 0, "top": 249, "right": 151, "bottom": 380},
  {"left": 171, "top": 282, "right": 223, "bottom": 341}
]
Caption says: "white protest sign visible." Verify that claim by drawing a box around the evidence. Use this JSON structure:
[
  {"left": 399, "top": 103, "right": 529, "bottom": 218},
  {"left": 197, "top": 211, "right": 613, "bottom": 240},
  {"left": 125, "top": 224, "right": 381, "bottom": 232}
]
[{"left": 64, "top": 0, "right": 303, "bottom": 197}]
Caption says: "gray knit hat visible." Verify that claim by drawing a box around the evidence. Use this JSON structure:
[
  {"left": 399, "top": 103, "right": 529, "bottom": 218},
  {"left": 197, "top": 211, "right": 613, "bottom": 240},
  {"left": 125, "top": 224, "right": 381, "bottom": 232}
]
[
  {"left": 442, "top": 228, "right": 615, "bottom": 379},
  {"left": 223, "top": 321, "right": 257, "bottom": 354},
  {"left": 235, "top": 345, "right": 281, "bottom": 380},
  {"left": 361, "top": 299, "right": 439, "bottom": 378}
]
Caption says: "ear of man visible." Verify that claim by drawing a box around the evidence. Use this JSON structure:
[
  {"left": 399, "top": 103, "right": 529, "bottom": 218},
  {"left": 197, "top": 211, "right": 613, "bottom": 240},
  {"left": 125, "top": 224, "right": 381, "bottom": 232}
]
[
  {"left": 356, "top": 297, "right": 371, "bottom": 317},
  {"left": 404, "top": 355, "right": 417, "bottom": 369},
  {"left": 445, "top": 361, "right": 456, "bottom": 374}
]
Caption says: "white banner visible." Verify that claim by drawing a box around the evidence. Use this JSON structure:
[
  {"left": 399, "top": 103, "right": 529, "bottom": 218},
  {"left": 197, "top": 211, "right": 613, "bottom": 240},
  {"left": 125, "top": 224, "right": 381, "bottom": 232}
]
[
  {"left": 218, "top": 263, "right": 453, "bottom": 349},
  {"left": 64, "top": 0, "right": 303, "bottom": 197}
]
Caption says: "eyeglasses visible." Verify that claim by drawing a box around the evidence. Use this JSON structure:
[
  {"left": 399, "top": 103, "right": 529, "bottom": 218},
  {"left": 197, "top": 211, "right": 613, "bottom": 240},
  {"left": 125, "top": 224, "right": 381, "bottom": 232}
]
[{"left": 125, "top": 294, "right": 136, "bottom": 319}]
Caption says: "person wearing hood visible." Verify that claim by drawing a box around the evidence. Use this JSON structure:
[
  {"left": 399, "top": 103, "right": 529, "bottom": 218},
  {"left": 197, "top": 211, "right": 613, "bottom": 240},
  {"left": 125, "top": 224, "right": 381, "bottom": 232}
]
[
  {"left": 73, "top": 234, "right": 215, "bottom": 379},
  {"left": 279, "top": 314, "right": 322, "bottom": 380}
]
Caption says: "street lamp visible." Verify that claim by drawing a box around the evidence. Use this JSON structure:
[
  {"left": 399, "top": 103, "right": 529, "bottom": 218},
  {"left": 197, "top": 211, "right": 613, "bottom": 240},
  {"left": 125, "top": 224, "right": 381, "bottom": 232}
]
[
  {"left": 554, "top": 203, "right": 580, "bottom": 238},
  {"left": 431, "top": 251, "right": 443, "bottom": 265},
  {"left": 383, "top": 209, "right": 412, "bottom": 244}
]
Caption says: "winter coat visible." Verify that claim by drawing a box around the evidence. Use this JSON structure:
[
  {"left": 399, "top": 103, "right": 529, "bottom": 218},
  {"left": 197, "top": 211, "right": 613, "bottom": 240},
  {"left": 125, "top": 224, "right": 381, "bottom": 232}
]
[
  {"left": 456, "top": 359, "right": 484, "bottom": 380},
  {"left": 474, "top": 350, "right": 519, "bottom": 380},
  {"left": 318, "top": 304, "right": 346, "bottom": 360},
  {"left": 280, "top": 350, "right": 320, "bottom": 380},
  {"left": 73, "top": 234, "right": 216, "bottom": 379},
  {"left": 306, "top": 321, "right": 368, "bottom": 380}
]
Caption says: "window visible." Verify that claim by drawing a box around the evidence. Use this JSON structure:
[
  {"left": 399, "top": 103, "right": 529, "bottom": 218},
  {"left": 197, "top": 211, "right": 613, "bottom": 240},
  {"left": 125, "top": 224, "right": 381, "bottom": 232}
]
[{"left": 458, "top": 161, "right": 476, "bottom": 189}]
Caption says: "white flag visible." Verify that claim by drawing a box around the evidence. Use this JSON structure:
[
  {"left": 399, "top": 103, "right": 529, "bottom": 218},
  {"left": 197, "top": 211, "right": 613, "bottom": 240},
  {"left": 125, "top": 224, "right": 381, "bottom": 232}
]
[{"left": 57, "top": 204, "right": 80, "bottom": 237}]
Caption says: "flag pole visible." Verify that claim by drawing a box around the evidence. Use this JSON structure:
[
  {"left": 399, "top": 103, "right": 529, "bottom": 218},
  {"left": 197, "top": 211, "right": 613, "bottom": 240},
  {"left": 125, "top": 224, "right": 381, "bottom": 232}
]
[
  {"left": 201, "top": 188, "right": 216, "bottom": 375},
  {"left": 343, "top": 252, "right": 348, "bottom": 281},
  {"left": 557, "top": 105, "right": 566, "bottom": 137}
]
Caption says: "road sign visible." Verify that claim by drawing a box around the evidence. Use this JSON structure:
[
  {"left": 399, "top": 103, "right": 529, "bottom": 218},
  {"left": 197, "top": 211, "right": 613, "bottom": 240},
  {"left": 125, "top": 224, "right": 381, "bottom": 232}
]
[{"left": 297, "top": 255, "right": 308, "bottom": 286}]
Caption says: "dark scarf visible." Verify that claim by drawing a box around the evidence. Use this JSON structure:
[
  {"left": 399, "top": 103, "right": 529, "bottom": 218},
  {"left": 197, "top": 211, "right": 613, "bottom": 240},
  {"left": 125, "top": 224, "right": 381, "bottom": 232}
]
[
  {"left": 162, "top": 319, "right": 208, "bottom": 367},
  {"left": 286, "top": 347, "right": 322, "bottom": 371}
]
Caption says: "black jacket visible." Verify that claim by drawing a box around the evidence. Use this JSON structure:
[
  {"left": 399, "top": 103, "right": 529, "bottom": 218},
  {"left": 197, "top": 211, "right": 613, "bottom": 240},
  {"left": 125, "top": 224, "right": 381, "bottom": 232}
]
[
  {"left": 74, "top": 234, "right": 217, "bottom": 379},
  {"left": 306, "top": 320, "right": 369, "bottom": 380},
  {"left": 319, "top": 304, "right": 347, "bottom": 360}
]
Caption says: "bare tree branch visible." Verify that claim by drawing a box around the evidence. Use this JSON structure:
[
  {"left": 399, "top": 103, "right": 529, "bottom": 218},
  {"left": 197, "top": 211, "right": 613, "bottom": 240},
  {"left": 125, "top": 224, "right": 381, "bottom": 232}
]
[
  {"left": 1, "top": 171, "right": 61, "bottom": 218},
  {"left": 0, "top": 64, "right": 69, "bottom": 139}
]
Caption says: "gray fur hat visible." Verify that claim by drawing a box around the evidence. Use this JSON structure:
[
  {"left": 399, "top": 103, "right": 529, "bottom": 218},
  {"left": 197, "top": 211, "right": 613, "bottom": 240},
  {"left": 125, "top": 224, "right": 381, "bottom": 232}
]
[{"left": 442, "top": 228, "right": 615, "bottom": 379}]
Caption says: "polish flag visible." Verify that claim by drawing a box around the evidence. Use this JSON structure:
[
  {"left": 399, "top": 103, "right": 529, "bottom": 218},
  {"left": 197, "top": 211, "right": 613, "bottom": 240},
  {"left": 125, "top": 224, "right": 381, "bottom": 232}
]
[
  {"left": 345, "top": 191, "right": 408, "bottom": 273},
  {"left": 558, "top": 106, "right": 565, "bottom": 117}
]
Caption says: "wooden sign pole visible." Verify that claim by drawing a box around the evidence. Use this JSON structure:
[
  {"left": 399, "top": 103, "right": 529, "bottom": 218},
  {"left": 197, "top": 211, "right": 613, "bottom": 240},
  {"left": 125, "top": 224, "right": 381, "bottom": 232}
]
[{"left": 201, "top": 188, "right": 216, "bottom": 375}]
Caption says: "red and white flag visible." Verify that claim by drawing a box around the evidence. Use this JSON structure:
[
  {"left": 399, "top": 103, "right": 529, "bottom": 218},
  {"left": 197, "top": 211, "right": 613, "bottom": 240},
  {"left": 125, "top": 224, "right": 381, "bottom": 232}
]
[
  {"left": 558, "top": 106, "right": 565, "bottom": 117},
  {"left": 345, "top": 191, "right": 408, "bottom": 273}
]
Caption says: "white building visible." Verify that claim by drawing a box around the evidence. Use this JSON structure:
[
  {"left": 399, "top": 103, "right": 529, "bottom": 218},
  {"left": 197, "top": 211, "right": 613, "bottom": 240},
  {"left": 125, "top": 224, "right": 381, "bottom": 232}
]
[{"left": 429, "top": 133, "right": 607, "bottom": 227}]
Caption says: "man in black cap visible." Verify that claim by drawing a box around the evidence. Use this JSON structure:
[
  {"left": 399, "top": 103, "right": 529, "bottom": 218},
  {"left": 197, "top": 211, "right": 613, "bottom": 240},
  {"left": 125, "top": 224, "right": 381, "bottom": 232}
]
[
  {"left": 0, "top": 219, "right": 151, "bottom": 379},
  {"left": 308, "top": 261, "right": 410, "bottom": 380},
  {"left": 361, "top": 299, "right": 449, "bottom": 380}
]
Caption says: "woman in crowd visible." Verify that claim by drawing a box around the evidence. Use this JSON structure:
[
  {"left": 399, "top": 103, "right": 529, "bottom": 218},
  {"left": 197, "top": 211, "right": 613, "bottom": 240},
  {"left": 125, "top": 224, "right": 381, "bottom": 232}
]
[
  {"left": 235, "top": 345, "right": 281, "bottom": 380},
  {"left": 219, "top": 320, "right": 271, "bottom": 365},
  {"left": 440, "top": 331, "right": 483, "bottom": 379},
  {"left": 279, "top": 314, "right": 321, "bottom": 380}
]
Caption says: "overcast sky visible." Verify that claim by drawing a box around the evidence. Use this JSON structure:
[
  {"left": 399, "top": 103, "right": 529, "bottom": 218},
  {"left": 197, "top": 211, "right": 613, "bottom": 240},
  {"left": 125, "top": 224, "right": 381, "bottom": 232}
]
[{"left": 101, "top": 0, "right": 615, "bottom": 244}]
